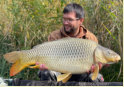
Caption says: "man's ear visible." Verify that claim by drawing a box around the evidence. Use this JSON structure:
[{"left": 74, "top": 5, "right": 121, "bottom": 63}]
[{"left": 80, "top": 18, "right": 84, "bottom": 23}]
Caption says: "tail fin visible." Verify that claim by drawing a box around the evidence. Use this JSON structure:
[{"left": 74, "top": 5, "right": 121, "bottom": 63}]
[
  {"left": 4, "top": 51, "right": 35, "bottom": 76},
  {"left": 10, "top": 59, "right": 22, "bottom": 76},
  {"left": 10, "top": 59, "right": 35, "bottom": 76}
]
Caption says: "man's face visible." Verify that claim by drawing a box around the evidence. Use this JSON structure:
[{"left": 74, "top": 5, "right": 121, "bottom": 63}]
[{"left": 62, "top": 12, "right": 82, "bottom": 34}]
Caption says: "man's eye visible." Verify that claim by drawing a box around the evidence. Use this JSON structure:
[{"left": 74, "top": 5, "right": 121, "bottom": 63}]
[{"left": 69, "top": 19, "right": 73, "bottom": 21}]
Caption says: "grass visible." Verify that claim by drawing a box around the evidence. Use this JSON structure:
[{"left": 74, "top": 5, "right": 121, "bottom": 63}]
[{"left": 0, "top": 0, "right": 123, "bottom": 82}]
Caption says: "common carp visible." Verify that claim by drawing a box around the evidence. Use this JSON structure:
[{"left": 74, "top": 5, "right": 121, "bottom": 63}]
[{"left": 4, "top": 38, "right": 121, "bottom": 83}]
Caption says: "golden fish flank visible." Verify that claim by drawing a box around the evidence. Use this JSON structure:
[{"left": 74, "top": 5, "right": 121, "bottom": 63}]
[{"left": 4, "top": 38, "right": 121, "bottom": 83}]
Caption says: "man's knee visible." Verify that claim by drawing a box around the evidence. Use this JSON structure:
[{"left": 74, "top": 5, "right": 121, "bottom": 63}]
[
  {"left": 89, "top": 73, "right": 104, "bottom": 82},
  {"left": 38, "top": 70, "right": 61, "bottom": 81}
]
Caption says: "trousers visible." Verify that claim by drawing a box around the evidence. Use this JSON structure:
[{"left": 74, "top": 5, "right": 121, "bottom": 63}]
[{"left": 38, "top": 70, "right": 104, "bottom": 82}]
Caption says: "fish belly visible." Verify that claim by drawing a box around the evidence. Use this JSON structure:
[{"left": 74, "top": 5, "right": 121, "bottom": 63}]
[{"left": 43, "top": 57, "right": 94, "bottom": 74}]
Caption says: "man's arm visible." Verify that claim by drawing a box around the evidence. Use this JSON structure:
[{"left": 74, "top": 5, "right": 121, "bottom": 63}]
[
  {"left": 85, "top": 30, "right": 98, "bottom": 43},
  {"left": 48, "top": 34, "right": 56, "bottom": 41},
  {"left": 48, "top": 30, "right": 61, "bottom": 41}
]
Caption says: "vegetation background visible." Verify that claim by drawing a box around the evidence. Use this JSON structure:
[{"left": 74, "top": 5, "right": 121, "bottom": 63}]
[{"left": 0, "top": 0, "right": 123, "bottom": 82}]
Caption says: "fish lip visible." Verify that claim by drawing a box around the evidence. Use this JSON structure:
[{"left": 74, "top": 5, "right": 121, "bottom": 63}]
[
  {"left": 115, "top": 56, "right": 121, "bottom": 63},
  {"left": 100, "top": 61, "right": 114, "bottom": 65},
  {"left": 115, "top": 60, "right": 119, "bottom": 63},
  {"left": 106, "top": 58, "right": 120, "bottom": 64},
  {"left": 106, "top": 62, "right": 115, "bottom": 64}
]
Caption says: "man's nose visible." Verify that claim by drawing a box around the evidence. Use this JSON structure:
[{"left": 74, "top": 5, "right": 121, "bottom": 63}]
[{"left": 63, "top": 21, "right": 69, "bottom": 25}]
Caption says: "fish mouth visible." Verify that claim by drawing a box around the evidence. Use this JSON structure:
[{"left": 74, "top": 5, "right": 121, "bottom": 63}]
[
  {"left": 113, "top": 56, "right": 121, "bottom": 63},
  {"left": 106, "top": 56, "right": 121, "bottom": 64}
]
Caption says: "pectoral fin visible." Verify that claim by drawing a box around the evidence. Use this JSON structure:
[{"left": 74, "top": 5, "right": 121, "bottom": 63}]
[
  {"left": 57, "top": 73, "right": 72, "bottom": 83},
  {"left": 91, "top": 64, "right": 99, "bottom": 80},
  {"left": 10, "top": 60, "right": 35, "bottom": 76}
]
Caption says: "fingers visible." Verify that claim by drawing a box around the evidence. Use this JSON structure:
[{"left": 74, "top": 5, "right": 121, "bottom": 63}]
[
  {"left": 91, "top": 64, "right": 95, "bottom": 72},
  {"left": 89, "top": 63, "right": 103, "bottom": 73},
  {"left": 36, "top": 62, "right": 40, "bottom": 65},
  {"left": 40, "top": 64, "right": 48, "bottom": 70},
  {"left": 86, "top": 64, "right": 95, "bottom": 73},
  {"left": 98, "top": 62, "right": 103, "bottom": 70},
  {"left": 35, "top": 62, "right": 48, "bottom": 70}
]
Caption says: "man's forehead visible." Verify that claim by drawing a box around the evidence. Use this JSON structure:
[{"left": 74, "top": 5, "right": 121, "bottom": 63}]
[{"left": 63, "top": 12, "right": 76, "bottom": 18}]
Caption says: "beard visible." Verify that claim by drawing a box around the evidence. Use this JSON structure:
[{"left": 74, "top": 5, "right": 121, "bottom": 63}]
[
  {"left": 64, "top": 26, "right": 77, "bottom": 35},
  {"left": 64, "top": 27, "right": 74, "bottom": 34}
]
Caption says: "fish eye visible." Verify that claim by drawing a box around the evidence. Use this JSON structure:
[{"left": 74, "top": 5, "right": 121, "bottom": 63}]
[{"left": 107, "top": 50, "right": 113, "bottom": 55}]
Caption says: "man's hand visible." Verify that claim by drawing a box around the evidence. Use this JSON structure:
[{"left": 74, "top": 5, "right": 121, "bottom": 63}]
[
  {"left": 88, "top": 63, "right": 110, "bottom": 73},
  {"left": 36, "top": 62, "right": 48, "bottom": 70},
  {"left": 87, "top": 63, "right": 102, "bottom": 73},
  {"left": 91, "top": 63, "right": 103, "bottom": 72}
]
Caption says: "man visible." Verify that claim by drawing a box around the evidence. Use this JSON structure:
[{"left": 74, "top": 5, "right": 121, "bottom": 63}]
[{"left": 38, "top": 3, "right": 104, "bottom": 82}]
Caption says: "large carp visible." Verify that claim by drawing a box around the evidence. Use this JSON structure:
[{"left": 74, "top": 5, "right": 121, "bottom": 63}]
[{"left": 4, "top": 38, "right": 121, "bottom": 83}]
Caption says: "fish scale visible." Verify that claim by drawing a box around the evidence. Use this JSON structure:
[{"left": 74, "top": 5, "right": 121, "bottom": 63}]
[
  {"left": 28, "top": 38, "right": 96, "bottom": 73},
  {"left": 26, "top": 38, "right": 98, "bottom": 73}
]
